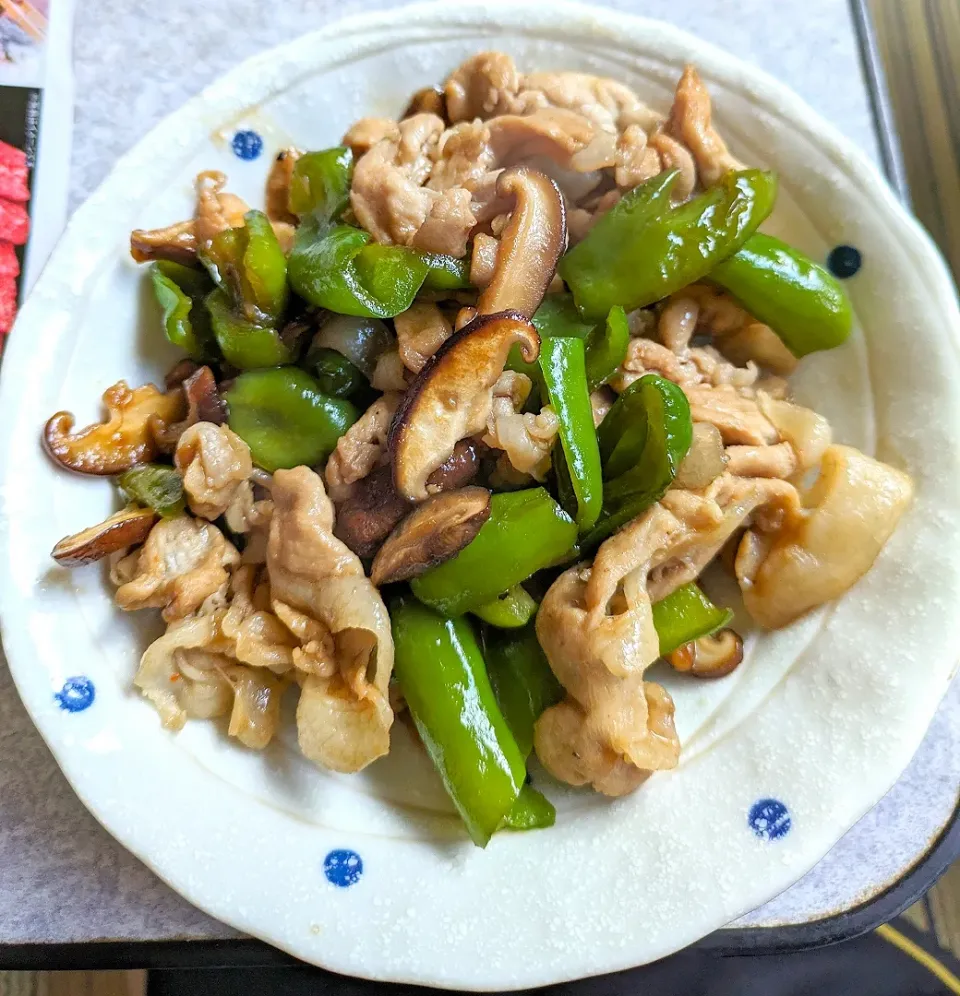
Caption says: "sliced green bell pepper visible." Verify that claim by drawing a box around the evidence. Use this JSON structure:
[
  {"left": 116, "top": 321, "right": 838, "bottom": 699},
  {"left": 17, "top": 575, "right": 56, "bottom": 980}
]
[
  {"left": 506, "top": 294, "right": 592, "bottom": 384},
  {"left": 285, "top": 146, "right": 452, "bottom": 319},
  {"left": 471, "top": 585, "right": 538, "bottom": 629},
  {"left": 225, "top": 367, "right": 358, "bottom": 472},
  {"left": 202, "top": 211, "right": 289, "bottom": 325},
  {"left": 150, "top": 261, "right": 216, "bottom": 362},
  {"left": 304, "top": 345, "right": 367, "bottom": 399},
  {"left": 652, "top": 583, "right": 734, "bottom": 657},
  {"left": 118, "top": 464, "right": 186, "bottom": 519},
  {"left": 560, "top": 168, "right": 778, "bottom": 319},
  {"left": 583, "top": 373, "right": 692, "bottom": 551},
  {"left": 239, "top": 210, "right": 289, "bottom": 323},
  {"left": 390, "top": 595, "right": 527, "bottom": 847},
  {"left": 201, "top": 225, "right": 243, "bottom": 295},
  {"left": 559, "top": 171, "right": 676, "bottom": 322},
  {"left": 710, "top": 232, "right": 853, "bottom": 356},
  {"left": 501, "top": 784, "right": 556, "bottom": 830},
  {"left": 484, "top": 622, "right": 563, "bottom": 758},
  {"left": 287, "top": 147, "right": 354, "bottom": 219},
  {"left": 288, "top": 221, "right": 430, "bottom": 319},
  {"left": 532, "top": 294, "right": 596, "bottom": 340},
  {"left": 510, "top": 296, "right": 630, "bottom": 399},
  {"left": 419, "top": 252, "right": 471, "bottom": 291},
  {"left": 597, "top": 373, "right": 691, "bottom": 481},
  {"left": 205, "top": 288, "right": 292, "bottom": 370},
  {"left": 584, "top": 305, "right": 630, "bottom": 391},
  {"left": 412, "top": 488, "right": 578, "bottom": 617},
  {"left": 538, "top": 336, "right": 603, "bottom": 533}
]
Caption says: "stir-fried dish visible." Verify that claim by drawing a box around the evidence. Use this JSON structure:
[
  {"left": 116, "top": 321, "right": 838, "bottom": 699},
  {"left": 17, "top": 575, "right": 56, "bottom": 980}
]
[{"left": 46, "top": 54, "right": 913, "bottom": 846}]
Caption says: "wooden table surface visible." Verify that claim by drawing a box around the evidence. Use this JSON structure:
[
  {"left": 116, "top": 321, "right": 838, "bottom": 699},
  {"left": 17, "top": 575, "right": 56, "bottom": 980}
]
[
  {"left": 868, "top": 0, "right": 960, "bottom": 963},
  {"left": 2, "top": 1, "right": 957, "bottom": 993},
  {"left": 870, "top": 0, "right": 960, "bottom": 282}
]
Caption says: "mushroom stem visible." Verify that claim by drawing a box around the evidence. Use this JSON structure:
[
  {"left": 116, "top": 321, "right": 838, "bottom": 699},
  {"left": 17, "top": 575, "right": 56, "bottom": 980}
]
[
  {"left": 51, "top": 507, "right": 158, "bottom": 567},
  {"left": 475, "top": 167, "right": 567, "bottom": 320},
  {"left": 666, "top": 628, "right": 744, "bottom": 678},
  {"left": 44, "top": 381, "right": 186, "bottom": 476}
]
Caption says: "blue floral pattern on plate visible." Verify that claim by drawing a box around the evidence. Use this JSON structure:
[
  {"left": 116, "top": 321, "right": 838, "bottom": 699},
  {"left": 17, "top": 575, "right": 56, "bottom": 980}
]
[
  {"left": 323, "top": 849, "right": 363, "bottom": 887},
  {"left": 748, "top": 798, "right": 791, "bottom": 840},
  {"left": 55, "top": 676, "right": 95, "bottom": 712},
  {"left": 231, "top": 129, "right": 263, "bottom": 161}
]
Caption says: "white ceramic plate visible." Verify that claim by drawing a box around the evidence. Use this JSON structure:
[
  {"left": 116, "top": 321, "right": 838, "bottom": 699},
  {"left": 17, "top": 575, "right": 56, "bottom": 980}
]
[{"left": 2, "top": 1, "right": 959, "bottom": 988}]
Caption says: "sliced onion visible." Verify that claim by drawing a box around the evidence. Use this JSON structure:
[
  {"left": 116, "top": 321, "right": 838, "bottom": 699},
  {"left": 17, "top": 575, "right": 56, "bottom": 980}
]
[
  {"left": 674, "top": 422, "right": 727, "bottom": 489},
  {"left": 314, "top": 314, "right": 393, "bottom": 380}
]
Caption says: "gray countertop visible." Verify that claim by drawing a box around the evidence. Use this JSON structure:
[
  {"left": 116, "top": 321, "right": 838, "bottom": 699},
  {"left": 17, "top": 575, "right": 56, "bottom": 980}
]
[{"left": 2, "top": 0, "right": 946, "bottom": 954}]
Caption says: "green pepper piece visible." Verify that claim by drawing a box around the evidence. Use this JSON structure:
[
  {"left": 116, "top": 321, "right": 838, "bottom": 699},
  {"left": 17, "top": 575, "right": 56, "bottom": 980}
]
[
  {"left": 412, "top": 488, "right": 578, "bottom": 617},
  {"left": 560, "top": 168, "right": 778, "bottom": 319},
  {"left": 532, "top": 294, "right": 596, "bottom": 340},
  {"left": 484, "top": 622, "right": 563, "bottom": 758},
  {"left": 583, "top": 374, "right": 692, "bottom": 551},
  {"left": 558, "top": 169, "right": 677, "bottom": 319},
  {"left": 239, "top": 210, "right": 289, "bottom": 323},
  {"left": 304, "top": 346, "right": 367, "bottom": 399},
  {"left": 584, "top": 305, "right": 630, "bottom": 392},
  {"left": 288, "top": 147, "right": 354, "bottom": 220},
  {"left": 602, "top": 375, "right": 691, "bottom": 506},
  {"left": 710, "top": 232, "right": 853, "bottom": 356},
  {"left": 419, "top": 252, "right": 472, "bottom": 291},
  {"left": 471, "top": 585, "right": 538, "bottom": 629},
  {"left": 502, "top": 784, "right": 556, "bottom": 830},
  {"left": 202, "top": 226, "right": 245, "bottom": 294},
  {"left": 652, "top": 583, "right": 734, "bottom": 657},
  {"left": 514, "top": 297, "right": 630, "bottom": 394},
  {"left": 539, "top": 336, "right": 603, "bottom": 532},
  {"left": 287, "top": 145, "right": 431, "bottom": 319},
  {"left": 150, "top": 261, "right": 216, "bottom": 361},
  {"left": 390, "top": 595, "right": 526, "bottom": 847},
  {"left": 507, "top": 293, "right": 595, "bottom": 383},
  {"left": 225, "top": 367, "right": 358, "bottom": 472},
  {"left": 288, "top": 222, "right": 430, "bottom": 319},
  {"left": 202, "top": 214, "right": 288, "bottom": 325},
  {"left": 155, "top": 258, "right": 211, "bottom": 299},
  {"left": 118, "top": 464, "right": 186, "bottom": 519},
  {"left": 353, "top": 242, "right": 432, "bottom": 313},
  {"left": 205, "top": 288, "right": 292, "bottom": 370},
  {"left": 597, "top": 373, "right": 688, "bottom": 480},
  {"left": 597, "top": 376, "right": 650, "bottom": 479}
]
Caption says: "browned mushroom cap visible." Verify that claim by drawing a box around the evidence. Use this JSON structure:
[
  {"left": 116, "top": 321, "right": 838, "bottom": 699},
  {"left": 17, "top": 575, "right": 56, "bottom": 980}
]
[
  {"left": 333, "top": 466, "right": 413, "bottom": 559},
  {"left": 666, "top": 628, "right": 744, "bottom": 679},
  {"left": 334, "top": 440, "right": 481, "bottom": 559},
  {"left": 165, "top": 358, "right": 201, "bottom": 391},
  {"left": 265, "top": 147, "right": 303, "bottom": 225},
  {"left": 187, "top": 366, "right": 228, "bottom": 426},
  {"left": 129, "top": 220, "right": 197, "bottom": 265},
  {"left": 51, "top": 506, "right": 158, "bottom": 567},
  {"left": 389, "top": 311, "right": 539, "bottom": 501},
  {"left": 475, "top": 167, "right": 567, "bottom": 320},
  {"left": 152, "top": 366, "right": 227, "bottom": 454},
  {"left": 425, "top": 438, "right": 480, "bottom": 493},
  {"left": 44, "top": 381, "right": 186, "bottom": 475},
  {"left": 371, "top": 486, "right": 491, "bottom": 586}
]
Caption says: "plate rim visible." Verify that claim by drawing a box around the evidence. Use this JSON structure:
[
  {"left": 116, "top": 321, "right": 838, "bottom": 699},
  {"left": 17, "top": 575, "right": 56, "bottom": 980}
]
[{"left": 2, "top": 0, "right": 959, "bottom": 987}]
